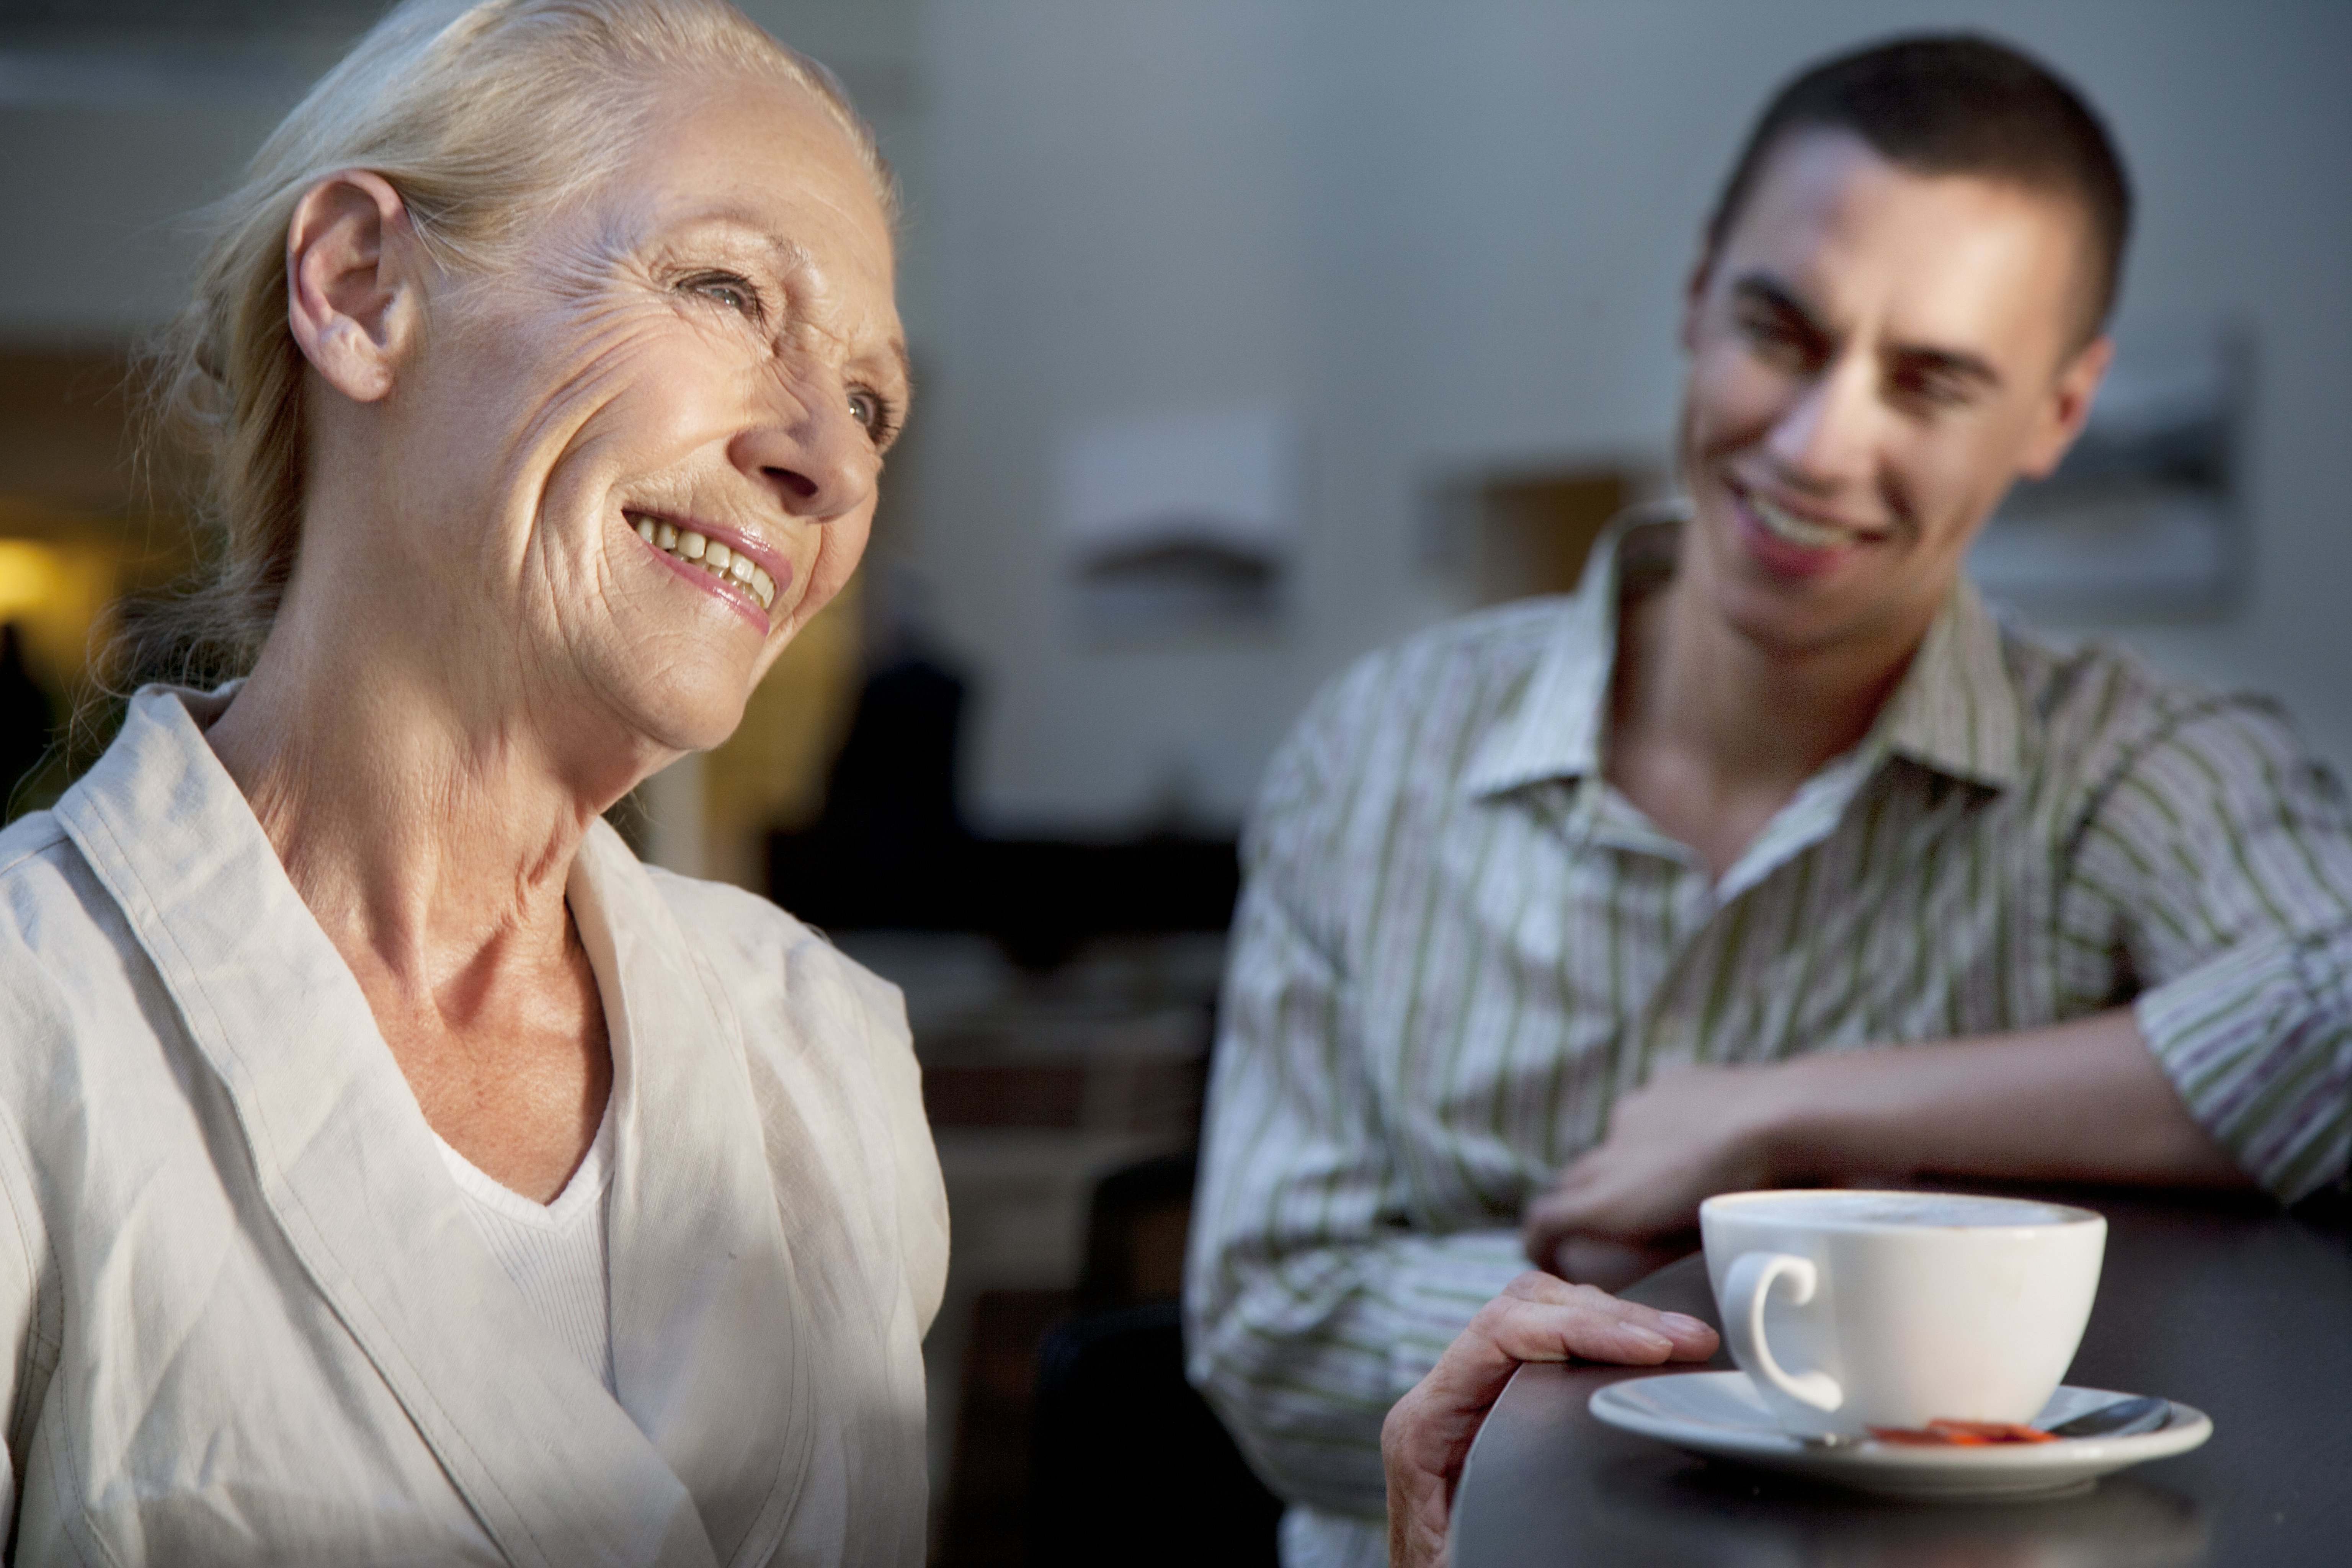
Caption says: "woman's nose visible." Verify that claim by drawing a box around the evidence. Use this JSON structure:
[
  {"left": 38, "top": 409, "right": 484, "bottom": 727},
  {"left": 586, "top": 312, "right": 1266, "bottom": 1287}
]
[{"left": 727, "top": 375, "right": 877, "bottom": 521}]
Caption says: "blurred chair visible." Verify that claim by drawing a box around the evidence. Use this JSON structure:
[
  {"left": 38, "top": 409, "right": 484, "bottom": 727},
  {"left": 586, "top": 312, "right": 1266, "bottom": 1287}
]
[{"left": 1026, "top": 1150, "right": 1283, "bottom": 1568}]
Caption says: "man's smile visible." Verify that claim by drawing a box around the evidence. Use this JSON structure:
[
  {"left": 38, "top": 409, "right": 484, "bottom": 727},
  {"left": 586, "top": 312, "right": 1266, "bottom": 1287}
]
[{"left": 1721, "top": 478, "right": 1893, "bottom": 580}]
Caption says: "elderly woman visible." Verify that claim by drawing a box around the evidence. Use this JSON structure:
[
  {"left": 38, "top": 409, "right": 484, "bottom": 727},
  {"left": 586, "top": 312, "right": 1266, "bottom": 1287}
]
[
  {"left": 0, "top": 1, "right": 937, "bottom": 1562},
  {"left": 0, "top": 2, "right": 1708, "bottom": 1562}
]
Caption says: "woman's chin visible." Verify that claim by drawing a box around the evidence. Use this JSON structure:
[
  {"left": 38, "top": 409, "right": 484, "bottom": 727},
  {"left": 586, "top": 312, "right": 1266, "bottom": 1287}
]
[
  {"left": 648, "top": 698, "right": 748, "bottom": 758},
  {"left": 577, "top": 668, "right": 749, "bottom": 764}
]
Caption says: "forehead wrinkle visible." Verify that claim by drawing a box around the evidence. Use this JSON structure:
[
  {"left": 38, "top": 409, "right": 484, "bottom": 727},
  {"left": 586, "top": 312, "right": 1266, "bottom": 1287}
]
[{"left": 665, "top": 205, "right": 816, "bottom": 276}]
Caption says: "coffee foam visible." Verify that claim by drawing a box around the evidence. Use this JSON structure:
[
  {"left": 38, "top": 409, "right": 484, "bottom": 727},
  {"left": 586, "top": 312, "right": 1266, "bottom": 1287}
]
[{"left": 1720, "top": 1191, "right": 2084, "bottom": 1228}]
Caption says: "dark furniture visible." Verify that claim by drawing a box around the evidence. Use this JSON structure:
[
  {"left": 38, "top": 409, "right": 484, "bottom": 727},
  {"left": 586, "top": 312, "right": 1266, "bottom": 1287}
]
[
  {"left": 1450, "top": 1188, "right": 2352, "bottom": 1567},
  {"left": 767, "top": 655, "right": 1240, "bottom": 970},
  {"left": 1026, "top": 1150, "right": 1284, "bottom": 1568},
  {"left": 1028, "top": 1301, "right": 1284, "bottom": 1568}
]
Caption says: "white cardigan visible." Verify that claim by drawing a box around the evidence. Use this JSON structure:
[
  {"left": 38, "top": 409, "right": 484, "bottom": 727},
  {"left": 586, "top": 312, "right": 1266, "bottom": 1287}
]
[{"left": 0, "top": 686, "right": 948, "bottom": 1567}]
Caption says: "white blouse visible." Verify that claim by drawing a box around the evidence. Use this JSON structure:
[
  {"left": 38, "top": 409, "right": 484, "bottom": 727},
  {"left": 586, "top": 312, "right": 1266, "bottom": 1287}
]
[{"left": 0, "top": 685, "right": 949, "bottom": 1567}]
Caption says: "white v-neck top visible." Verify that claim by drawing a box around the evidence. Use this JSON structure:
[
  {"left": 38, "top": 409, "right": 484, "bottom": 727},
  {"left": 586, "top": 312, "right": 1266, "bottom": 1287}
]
[
  {"left": 433, "top": 1108, "right": 616, "bottom": 1393},
  {"left": 0, "top": 683, "right": 949, "bottom": 1567}
]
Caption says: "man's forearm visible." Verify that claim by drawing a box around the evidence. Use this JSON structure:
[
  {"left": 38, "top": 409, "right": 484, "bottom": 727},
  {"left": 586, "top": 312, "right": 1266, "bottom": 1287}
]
[
  {"left": 1765, "top": 1009, "right": 2251, "bottom": 1190},
  {"left": 1522, "top": 1008, "right": 2256, "bottom": 1264}
]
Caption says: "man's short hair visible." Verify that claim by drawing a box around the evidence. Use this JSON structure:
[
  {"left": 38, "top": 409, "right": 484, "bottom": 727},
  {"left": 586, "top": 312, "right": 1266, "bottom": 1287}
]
[{"left": 1703, "top": 34, "right": 2133, "bottom": 346}]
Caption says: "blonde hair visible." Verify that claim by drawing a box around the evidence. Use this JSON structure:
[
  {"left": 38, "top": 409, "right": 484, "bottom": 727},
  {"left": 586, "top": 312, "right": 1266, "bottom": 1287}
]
[{"left": 121, "top": 0, "right": 891, "bottom": 690}]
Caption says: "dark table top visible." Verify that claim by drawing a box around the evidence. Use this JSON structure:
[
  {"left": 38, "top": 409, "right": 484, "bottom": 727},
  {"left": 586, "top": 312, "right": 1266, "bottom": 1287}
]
[{"left": 1449, "top": 1188, "right": 2352, "bottom": 1568}]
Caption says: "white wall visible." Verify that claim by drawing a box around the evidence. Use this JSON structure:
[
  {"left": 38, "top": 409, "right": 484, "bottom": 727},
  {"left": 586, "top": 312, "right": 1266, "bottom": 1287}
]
[{"left": 908, "top": 0, "right": 2352, "bottom": 831}]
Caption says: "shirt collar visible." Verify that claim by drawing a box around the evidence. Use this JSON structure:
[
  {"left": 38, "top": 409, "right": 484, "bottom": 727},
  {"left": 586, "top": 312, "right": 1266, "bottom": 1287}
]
[
  {"left": 1464, "top": 506, "right": 2023, "bottom": 798},
  {"left": 1462, "top": 506, "right": 1674, "bottom": 799},
  {"left": 1871, "top": 576, "right": 2024, "bottom": 790}
]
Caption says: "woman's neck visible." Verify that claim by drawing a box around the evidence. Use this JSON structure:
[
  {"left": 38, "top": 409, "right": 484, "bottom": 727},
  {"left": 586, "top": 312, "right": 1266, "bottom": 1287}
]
[{"left": 202, "top": 586, "right": 651, "bottom": 989}]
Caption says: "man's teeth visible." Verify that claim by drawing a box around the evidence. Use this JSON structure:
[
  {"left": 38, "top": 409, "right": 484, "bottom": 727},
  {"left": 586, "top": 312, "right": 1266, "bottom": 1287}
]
[
  {"left": 1751, "top": 497, "right": 1852, "bottom": 550},
  {"left": 634, "top": 516, "right": 776, "bottom": 610}
]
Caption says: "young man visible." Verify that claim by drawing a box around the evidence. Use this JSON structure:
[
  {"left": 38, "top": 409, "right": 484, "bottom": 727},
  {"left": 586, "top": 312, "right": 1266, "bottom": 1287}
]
[{"left": 1188, "top": 35, "right": 2352, "bottom": 1567}]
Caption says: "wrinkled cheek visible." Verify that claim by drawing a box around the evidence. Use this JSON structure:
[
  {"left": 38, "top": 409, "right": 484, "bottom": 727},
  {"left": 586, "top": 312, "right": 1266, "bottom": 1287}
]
[{"left": 790, "top": 511, "right": 874, "bottom": 625}]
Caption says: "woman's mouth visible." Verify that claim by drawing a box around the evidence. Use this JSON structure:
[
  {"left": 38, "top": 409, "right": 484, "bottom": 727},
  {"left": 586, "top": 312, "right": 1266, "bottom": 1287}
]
[{"left": 630, "top": 513, "right": 779, "bottom": 611}]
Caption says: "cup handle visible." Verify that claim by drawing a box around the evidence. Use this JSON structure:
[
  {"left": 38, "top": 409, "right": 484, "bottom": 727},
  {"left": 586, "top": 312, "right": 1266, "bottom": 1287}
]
[{"left": 1722, "top": 1251, "right": 1843, "bottom": 1412}]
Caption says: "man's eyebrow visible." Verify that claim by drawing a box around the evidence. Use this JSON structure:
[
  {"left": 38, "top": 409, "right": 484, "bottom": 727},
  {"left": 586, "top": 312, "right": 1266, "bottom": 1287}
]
[{"left": 1731, "top": 271, "right": 2002, "bottom": 391}]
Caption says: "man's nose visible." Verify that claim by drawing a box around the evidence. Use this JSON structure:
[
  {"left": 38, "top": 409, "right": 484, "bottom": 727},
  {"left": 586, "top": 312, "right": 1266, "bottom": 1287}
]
[
  {"left": 1763, "top": 352, "right": 1878, "bottom": 493},
  {"left": 727, "top": 371, "right": 877, "bottom": 522}
]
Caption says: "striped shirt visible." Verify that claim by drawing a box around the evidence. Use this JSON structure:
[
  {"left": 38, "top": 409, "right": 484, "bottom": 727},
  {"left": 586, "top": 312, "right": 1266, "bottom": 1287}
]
[{"left": 1185, "top": 515, "right": 2352, "bottom": 1556}]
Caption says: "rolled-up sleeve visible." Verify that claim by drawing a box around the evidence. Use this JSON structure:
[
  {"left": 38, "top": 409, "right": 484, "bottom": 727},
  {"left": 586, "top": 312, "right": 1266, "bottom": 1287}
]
[
  {"left": 1183, "top": 671, "right": 1526, "bottom": 1519},
  {"left": 2137, "top": 927, "right": 2352, "bottom": 1202},
  {"left": 2071, "top": 696, "right": 2352, "bottom": 1198},
  {"left": 2075, "top": 698, "right": 2352, "bottom": 977}
]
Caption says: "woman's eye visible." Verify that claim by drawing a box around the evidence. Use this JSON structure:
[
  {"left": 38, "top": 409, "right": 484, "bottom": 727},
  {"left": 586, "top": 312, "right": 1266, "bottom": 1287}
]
[
  {"left": 848, "top": 390, "right": 895, "bottom": 444},
  {"left": 685, "top": 273, "right": 761, "bottom": 320}
]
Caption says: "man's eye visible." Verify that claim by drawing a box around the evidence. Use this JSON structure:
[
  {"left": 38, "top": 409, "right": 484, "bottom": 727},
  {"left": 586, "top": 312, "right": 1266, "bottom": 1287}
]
[
  {"left": 1891, "top": 368, "right": 1972, "bottom": 411},
  {"left": 1739, "top": 309, "right": 1813, "bottom": 368}
]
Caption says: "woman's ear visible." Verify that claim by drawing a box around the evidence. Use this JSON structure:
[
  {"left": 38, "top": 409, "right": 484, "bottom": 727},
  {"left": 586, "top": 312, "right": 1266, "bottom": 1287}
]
[{"left": 286, "top": 170, "right": 420, "bottom": 404}]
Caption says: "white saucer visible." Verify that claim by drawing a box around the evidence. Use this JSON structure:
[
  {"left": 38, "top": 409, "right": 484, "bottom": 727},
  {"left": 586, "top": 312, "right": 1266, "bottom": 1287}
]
[{"left": 1589, "top": 1372, "right": 2212, "bottom": 1500}]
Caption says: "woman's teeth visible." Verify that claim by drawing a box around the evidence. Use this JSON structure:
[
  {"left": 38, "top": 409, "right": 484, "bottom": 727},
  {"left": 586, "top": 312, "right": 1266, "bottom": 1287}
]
[
  {"left": 1750, "top": 497, "right": 1853, "bottom": 550},
  {"left": 634, "top": 516, "right": 776, "bottom": 610}
]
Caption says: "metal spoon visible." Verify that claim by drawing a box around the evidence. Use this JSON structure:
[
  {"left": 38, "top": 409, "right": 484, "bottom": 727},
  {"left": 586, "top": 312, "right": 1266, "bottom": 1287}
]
[{"left": 2043, "top": 1394, "right": 2172, "bottom": 1439}]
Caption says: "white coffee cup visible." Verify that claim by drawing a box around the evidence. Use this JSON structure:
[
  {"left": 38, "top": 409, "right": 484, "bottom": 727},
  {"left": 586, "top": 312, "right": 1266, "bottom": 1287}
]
[{"left": 1699, "top": 1190, "right": 2107, "bottom": 1441}]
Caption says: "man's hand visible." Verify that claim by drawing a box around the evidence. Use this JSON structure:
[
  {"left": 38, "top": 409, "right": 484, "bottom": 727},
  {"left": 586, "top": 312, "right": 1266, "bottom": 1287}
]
[
  {"left": 1381, "top": 1272, "right": 1718, "bottom": 1568},
  {"left": 1521, "top": 1016, "right": 2252, "bottom": 1280},
  {"left": 1521, "top": 1062, "right": 1792, "bottom": 1273}
]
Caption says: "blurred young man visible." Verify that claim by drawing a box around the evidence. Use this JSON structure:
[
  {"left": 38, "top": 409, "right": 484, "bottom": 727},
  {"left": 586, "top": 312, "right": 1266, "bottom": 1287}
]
[{"left": 1189, "top": 35, "right": 2352, "bottom": 1566}]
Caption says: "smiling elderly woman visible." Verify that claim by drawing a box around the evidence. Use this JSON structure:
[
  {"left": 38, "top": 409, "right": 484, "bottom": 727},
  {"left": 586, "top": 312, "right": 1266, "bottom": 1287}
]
[{"left": 0, "top": 2, "right": 939, "bottom": 1563}]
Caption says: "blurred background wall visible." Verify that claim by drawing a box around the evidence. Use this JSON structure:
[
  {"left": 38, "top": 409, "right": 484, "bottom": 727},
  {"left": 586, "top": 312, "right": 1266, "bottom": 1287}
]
[
  {"left": 910, "top": 0, "right": 2352, "bottom": 832},
  {"left": 7, "top": 0, "right": 2348, "bottom": 845}
]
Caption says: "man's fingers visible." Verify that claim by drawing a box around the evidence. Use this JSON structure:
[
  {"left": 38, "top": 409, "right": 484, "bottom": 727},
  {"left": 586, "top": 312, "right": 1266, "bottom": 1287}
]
[
  {"left": 1522, "top": 1151, "right": 1656, "bottom": 1239},
  {"left": 1520, "top": 1184, "right": 1602, "bottom": 1268}
]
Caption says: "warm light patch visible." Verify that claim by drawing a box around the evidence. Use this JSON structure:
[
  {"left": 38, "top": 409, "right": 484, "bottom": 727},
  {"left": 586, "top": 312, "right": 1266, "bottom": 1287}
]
[
  {"left": 0, "top": 535, "right": 128, "bottom": 688},
  {"left": 0, "top": 541, "right": 64, "bottom": 619}
]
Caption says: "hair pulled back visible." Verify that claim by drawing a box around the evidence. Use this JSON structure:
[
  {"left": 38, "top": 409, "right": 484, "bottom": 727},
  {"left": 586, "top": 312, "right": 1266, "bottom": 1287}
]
[{"left": 121, "top": 0, "right": 890, "bottom": 691}]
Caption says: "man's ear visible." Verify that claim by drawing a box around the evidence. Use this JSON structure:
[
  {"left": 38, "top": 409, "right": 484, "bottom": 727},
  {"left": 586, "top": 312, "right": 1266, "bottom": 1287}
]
[
  {"left": 285, "top": 170, "right": 420, "bottom": 405},
  {"left": 1678, "top": 246, "right": 1715, "bottom": 356},
  {"left": 2016, "top": 333, "right": 2114, "bottom": 482}
]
